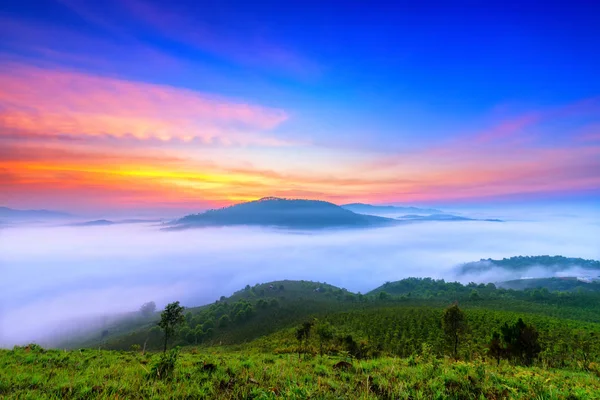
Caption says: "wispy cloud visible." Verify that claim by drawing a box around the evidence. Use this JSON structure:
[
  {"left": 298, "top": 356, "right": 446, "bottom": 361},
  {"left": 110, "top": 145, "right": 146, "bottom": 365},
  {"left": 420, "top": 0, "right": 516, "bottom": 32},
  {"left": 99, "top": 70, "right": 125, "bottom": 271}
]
[{"left": 0, "top": 64, "right": 288, "bottom": 145}]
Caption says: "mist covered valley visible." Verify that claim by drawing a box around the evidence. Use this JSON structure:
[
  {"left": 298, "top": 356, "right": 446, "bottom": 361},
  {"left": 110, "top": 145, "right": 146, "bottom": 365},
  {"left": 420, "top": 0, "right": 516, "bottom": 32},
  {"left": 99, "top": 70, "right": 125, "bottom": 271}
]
[{"left": 0, "top": 203, "right": 598, "bottom": 348}]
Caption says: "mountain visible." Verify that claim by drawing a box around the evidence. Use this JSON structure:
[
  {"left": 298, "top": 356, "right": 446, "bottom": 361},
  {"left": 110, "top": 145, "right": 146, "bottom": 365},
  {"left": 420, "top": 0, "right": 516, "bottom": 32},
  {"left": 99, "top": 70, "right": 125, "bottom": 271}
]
[
  {"left": 170, "top": 197, "right": 397, "bottom": 229},
  {"left": 0, "top": 206, "right": 72, "bottom": 220},
  {"left": 70, "top": 219, "right": 115, "bottom": 227},
  {"left": 398, "top": 214, "right": 503, "bottom": 222},
  {"left": 341, "top": 203, "right": 441, "bottom": 215},
  {"left": 68, "top": 219, "right": 160, "bottom": 227},
  {"left": 457, "top": 255, "right": 600, "bottom": 276}
]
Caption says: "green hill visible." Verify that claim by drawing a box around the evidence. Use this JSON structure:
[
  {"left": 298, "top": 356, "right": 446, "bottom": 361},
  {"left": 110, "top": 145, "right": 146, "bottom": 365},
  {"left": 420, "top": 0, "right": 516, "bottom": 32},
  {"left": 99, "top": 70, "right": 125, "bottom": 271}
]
[
  {"left": 70, "top": 275, "right": 600, "bottom": 355},
  {"left": 65, "top": 280, "right": 353, "bottom": 350}
]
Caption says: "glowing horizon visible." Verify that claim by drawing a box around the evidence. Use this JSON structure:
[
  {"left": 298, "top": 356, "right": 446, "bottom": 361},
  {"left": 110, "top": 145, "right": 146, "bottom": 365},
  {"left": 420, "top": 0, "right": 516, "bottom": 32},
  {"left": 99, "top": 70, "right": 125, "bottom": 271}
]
[{"left": 1, "top": 1, "right": 599, "bottom": 213}]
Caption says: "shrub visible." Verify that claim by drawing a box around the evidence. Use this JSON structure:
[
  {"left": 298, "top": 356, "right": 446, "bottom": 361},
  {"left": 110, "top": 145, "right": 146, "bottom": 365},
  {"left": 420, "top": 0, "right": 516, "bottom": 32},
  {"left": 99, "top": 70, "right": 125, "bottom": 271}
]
[{"left": 148, "top": 347, "right": 180, "bottom": 380}]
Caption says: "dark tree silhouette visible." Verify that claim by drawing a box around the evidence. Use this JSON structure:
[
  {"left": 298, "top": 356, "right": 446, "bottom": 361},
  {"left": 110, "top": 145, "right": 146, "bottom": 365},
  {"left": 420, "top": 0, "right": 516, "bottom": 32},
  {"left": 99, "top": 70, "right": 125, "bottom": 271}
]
[
  {"left": 442, "top": 303, "right": 467, "bottom": 359},
  {"left": 295, "top": 321, "right": 314, "bottom": 359},
  {"left": 488, "top": 332, "right": 505, "bottom": 366},
  {"left": 158, "top": 301, "right": 185, "bottom": 353},
  {"left": 501, "top": 318, "right": 542, "bottom": 365}
]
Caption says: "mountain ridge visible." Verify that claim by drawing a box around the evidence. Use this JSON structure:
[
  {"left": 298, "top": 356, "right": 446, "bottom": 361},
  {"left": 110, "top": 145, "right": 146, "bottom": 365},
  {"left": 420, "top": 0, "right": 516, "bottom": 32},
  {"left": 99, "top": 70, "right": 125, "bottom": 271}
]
[
  {"left": 341, "top": 202, "right": 442, "bottom": 215},
  {"left": 170, "top": 197, "right": 397, "bottom": 230},
  {"left": 0, "top": 206, "right": 72, "bottom": 220}
]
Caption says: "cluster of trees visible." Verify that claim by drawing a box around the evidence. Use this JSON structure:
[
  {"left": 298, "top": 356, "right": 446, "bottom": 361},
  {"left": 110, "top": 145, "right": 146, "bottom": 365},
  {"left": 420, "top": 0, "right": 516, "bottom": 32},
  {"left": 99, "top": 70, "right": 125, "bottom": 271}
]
[
  {"left": 371, "top": 277, "right": 600, "bottom": 323},
  {"left": 281, "top": 303, "right": 598, "bottom": 369},
  {"left": 441, "top": 304, "right": 542, "bottom": 365},
  {"left": 488, "top": 319, "right": 541, "bottom": 366},
  {"left": 172, "top": 299, "right": 270, "bottom": 346}
]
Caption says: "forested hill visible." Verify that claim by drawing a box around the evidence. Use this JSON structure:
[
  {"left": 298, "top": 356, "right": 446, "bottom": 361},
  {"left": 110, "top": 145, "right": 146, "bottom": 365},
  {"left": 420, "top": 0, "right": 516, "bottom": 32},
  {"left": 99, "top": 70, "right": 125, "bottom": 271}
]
[
  {"left": 369, "top": 276, "right": 600, "bottom": 297},
  {"left": 458, "top": 255, "right": 600, "bottom": 275},
  {"left": 71, "top": 275, "right": 600, "bottom": 353},
  {"left": 498, "top": 277, "right": 600, "bottom": 291},
  {"left": 170, "top": 197, "right": 396, "bottom": 229}
]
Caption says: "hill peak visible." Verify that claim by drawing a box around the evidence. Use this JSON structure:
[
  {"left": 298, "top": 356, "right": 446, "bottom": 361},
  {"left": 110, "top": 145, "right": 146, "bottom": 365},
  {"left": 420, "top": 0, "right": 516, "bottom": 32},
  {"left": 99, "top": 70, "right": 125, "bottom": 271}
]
[
  {"left": 257, "top": 196, "right": 285, "bottom": 202},
  {"left": 171, "top": 197, "right": 396, "bottom": 229}
]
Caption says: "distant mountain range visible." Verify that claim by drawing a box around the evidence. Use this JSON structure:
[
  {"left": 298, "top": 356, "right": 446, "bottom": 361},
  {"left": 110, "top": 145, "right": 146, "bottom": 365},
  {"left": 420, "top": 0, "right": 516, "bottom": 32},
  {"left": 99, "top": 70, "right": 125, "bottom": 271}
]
[
  {"left": 68, "top": 219, "right": 160, "bottom": 227},
  {"left": 0, "top": 207, "right": 72, "bottom": 220},
  {"left": 398, "top": 214, "right": 503, "bottom": 222},
  {"left": 170, "top": 197, "right": 397, "bottom": 229},
  {"left": 1, "top": 199, "right": 499, "bottom": 229},
  {"left": 341, "top": 203, "right": 441, "bottom": 215},
  {"left": 69, "top": 219, "right": 115, "bottom": 227}
]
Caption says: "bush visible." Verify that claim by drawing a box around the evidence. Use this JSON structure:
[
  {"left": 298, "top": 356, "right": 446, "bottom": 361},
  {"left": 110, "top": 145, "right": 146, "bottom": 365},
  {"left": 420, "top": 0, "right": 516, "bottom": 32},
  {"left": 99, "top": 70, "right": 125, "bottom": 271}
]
[{"left": 148, "top": 347, "right": 180, "bottom": 380}]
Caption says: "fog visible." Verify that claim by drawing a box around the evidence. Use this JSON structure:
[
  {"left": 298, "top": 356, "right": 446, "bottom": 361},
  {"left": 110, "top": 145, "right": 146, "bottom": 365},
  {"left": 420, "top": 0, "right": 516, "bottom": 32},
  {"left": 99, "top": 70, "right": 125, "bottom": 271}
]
[{"left": 1, "top": 206, "right": 599, "bottom": 347}]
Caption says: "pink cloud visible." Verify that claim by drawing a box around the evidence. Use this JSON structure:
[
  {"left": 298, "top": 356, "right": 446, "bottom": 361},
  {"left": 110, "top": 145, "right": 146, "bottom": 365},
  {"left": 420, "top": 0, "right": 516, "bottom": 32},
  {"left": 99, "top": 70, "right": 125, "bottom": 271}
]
[
  {"left": 0, "top": 64, "right": 288, "bottom": 145},
  {"left": 473, "top": 113, "right": 541, "bottom": 144},
  {"left": 574, "top": 123, "right": 600, "bottom": 142}
]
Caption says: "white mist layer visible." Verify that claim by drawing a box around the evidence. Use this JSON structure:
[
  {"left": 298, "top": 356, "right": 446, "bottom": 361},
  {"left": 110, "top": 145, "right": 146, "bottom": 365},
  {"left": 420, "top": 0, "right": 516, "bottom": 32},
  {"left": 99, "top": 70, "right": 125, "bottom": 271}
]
[{"left": 0, "top": 208, "right": 598, "bottom": 347}]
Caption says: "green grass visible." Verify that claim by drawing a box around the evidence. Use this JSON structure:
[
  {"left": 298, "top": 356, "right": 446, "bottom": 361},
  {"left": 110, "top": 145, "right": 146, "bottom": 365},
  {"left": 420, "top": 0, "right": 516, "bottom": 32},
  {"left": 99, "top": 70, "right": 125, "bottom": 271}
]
[{"left": 2, "top": 346, "right": 599, "bottom": 399}]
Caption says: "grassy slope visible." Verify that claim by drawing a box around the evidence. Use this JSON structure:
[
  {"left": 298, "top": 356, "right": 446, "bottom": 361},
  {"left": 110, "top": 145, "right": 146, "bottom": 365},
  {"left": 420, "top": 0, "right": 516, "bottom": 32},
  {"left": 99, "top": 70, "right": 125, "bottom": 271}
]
[{"left": 2, "top": 346, "right": 600, "bottom": 399}]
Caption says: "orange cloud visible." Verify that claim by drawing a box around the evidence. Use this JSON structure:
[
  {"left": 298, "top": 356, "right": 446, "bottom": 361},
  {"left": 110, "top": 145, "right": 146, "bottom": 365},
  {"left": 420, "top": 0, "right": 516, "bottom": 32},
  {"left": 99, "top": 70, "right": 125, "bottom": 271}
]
[
  {"left": 1, "top": 69, "right": 599, "bottom": 212},
  {"left": 3, "top": 136, "right": 598, "bottom": 212},
  {"left": 0, "top": 64, "right": 288, "bottom": 145}
]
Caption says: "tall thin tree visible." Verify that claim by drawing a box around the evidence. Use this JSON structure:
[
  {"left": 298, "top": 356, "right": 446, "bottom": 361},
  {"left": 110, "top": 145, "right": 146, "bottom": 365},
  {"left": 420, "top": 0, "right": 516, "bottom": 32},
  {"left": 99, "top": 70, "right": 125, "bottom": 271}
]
[
  {"left": 158, "top": 301, "right": 185, "bottom": 353},
  {"left": 442, "top": 303, "right": 467, "bottom": 360}
]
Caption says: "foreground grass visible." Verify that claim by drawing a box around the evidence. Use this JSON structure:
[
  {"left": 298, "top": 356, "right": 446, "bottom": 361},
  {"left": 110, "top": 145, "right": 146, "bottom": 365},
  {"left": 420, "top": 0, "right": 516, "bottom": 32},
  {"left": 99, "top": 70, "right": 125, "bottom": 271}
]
[{"left": 1, "top": 347, "right": 599, "bottom": 399}]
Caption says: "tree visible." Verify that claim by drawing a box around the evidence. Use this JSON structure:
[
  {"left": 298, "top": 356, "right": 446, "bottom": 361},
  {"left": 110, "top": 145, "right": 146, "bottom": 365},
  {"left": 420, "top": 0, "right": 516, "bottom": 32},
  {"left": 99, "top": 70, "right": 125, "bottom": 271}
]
[
  {"left": 488, "top": 332, "right": 505, "bottom": 366},
  {"left": 295, "top": 321, "right": 314, "bottom": 359},
  {"left": 218, "top": 314, "right": 231, "bottom": 328},
  {"left": 501, "top": 318, "right": 541, "bottom": 366},
  {"left": 442, "top": 303, "right": 467, "bottom": 359},
  {"left": 315, "top": 321, "right": 334, "bottom": 356},
  {"left": 469, "top": 289, "right": 481, "bottom": 300},
  {"left": 158, "top": 301, "right": 185, "bottom": 353},
  {"left": 573, "top": 330, "right": 594, "bottom": 366},
  {"left": 140, "top": 301, "right": 156, "bottom": 317},
  {"left": 378, "top": 291, "right": 391, "bottom": 301}
]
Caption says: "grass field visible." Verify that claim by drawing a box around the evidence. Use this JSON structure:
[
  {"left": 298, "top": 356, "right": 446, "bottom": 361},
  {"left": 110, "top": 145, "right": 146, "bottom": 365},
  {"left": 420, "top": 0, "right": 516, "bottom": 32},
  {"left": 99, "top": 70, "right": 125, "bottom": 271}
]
[{"left": 2, "top": 345, "right": 600, "bottom": 399}]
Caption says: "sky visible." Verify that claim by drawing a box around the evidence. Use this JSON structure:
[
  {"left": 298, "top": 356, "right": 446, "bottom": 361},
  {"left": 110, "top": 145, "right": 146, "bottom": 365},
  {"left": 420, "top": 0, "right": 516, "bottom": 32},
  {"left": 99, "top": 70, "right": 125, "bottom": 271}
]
[{"left": 1, "top": 0, "right": 599, "bottom": 214}]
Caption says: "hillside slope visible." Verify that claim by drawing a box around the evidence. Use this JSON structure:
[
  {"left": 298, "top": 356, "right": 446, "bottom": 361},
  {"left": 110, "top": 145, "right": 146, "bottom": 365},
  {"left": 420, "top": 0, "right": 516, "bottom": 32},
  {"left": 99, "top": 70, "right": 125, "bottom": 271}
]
[{"left": 74, "top": 275, "right": 600, "bottom": 352}]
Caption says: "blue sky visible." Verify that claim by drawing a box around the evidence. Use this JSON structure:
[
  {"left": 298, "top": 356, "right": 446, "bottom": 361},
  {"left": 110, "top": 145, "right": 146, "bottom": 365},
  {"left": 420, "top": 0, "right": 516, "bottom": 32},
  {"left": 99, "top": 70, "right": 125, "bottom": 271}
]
[{"left": 0, "top": 0, "right": 599, "bottom": 211}]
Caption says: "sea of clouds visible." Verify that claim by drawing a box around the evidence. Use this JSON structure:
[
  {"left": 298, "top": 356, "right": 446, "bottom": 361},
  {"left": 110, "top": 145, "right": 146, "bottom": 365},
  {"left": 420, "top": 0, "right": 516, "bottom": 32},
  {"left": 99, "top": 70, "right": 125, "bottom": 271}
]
[{"left": 1, "top": 205, "right": 599, "bottom": 347}]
